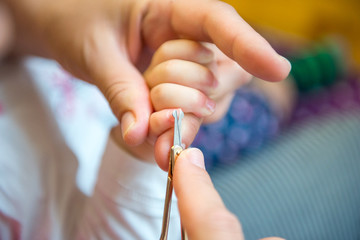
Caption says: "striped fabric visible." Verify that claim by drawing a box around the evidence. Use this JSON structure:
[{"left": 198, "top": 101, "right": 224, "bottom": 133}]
[{"left": 209, "top": 109, "right": 360, "bottom": 240}]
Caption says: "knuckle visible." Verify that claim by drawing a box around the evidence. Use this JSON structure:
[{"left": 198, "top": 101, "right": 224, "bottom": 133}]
[
  {"left": 143, "top": 69, "right": 153, "bottom": 86},
  {"left": 192, "top": 90, "right": 208, "bottom": 108},
  {"left": 154, "top": 40, "right": 177, "bottom": 61},
  {"left": 150, "top": 85, "right": 161, "bottom": 100},
  {"left": 152, "top": 60, "right": 177, "bottom": 82},
  {"left": 162, "top": 59, "right": 177, "bottom": 74},
  {"left": 150, "top": 85, "right": 166, "bottom": 109},
  {"left": 103, "top": 81, "right": 127, "bottom": 117},
  {"left": 158, "top": 40, "right": 173, "bottom": 54}
]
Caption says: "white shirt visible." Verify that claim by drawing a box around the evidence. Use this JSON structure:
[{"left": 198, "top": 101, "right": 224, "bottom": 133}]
[{"left": 0, "top": 58, "right": 181, "bottom": 239}]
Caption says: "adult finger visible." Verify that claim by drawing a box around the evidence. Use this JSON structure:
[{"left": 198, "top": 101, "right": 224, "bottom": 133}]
[
  {"left": 173, "top": 148, "right": 245, "bottom": 240},
  {"left": 170, "top": 0, "right": 291, "bottom": 82}
]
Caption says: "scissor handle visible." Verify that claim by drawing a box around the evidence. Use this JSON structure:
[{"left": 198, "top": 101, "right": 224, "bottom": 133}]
[
  {"left": 169, "top": 145, "right": 183, "bottom": 178},
  {"left": 160, "top": 109, "right": 185, "bottom": 240},
  {"left": 160, "top": 145, "right": 183, "bottom": 240}
]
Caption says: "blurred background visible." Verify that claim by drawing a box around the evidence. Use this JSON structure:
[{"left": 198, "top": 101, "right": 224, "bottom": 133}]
[
  {"left": 223, "top": 0, "right": 360, "bottom": 68},
  {"left": 196, "top": 0, "right": 360, "bottom": 167},
  {"left": 203, "top": 1, "right": 360, "bottom": 239}
]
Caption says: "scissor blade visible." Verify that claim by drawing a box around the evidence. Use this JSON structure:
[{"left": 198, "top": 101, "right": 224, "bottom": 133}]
[
  {"left": 172, "top": 109, "right": 184, "bottom": 147},
  {"left": 160, "top": 178, "right": 173, "bottom": 240}
]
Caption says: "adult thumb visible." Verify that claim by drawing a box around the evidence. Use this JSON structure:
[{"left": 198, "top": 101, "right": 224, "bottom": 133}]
[
  {"left": 87, "top": 29, "right": 152, "bottom": 146},
  {"left": 173, "top": 148, "right": 244, "bottom": 240}
]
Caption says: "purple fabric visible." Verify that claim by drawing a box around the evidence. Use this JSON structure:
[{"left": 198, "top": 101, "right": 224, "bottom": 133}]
[
  {"left": 192, "top": 72, "right": 360, "bottom": 169},
  {"left": 291, "top": 73, "right": 360, "bottom": 124},
  {"left": 192, "top": 88, "right": 280, "bottom": 169}
]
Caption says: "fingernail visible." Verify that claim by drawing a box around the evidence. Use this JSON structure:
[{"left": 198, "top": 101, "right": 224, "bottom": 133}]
[
  {"left": 281, "top": 56, "right": 292, "bottom": 71},
  {"left": 188, "top": 148, "right": 206, "bottom": 170},
  {"left": 198, "top": 47, "right": 214, "bottom": 64},
  {"left": 202, "top": 99, "right": 216, "bottom": 116},
  {"left": 121, "top": 111, "right": 136, "bottom": 140}
]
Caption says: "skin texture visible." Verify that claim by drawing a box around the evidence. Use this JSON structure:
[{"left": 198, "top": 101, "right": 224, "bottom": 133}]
[{"left": 3, "top": 0, "right": 291, "bottom": 152}]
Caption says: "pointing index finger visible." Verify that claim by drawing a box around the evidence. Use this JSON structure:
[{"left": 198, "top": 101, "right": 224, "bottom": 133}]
[{"left": 171, "top": 0, "right": 291, "bottom": 82}]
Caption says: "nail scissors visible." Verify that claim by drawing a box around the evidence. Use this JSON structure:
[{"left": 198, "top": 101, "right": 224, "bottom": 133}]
[{"left": 160, "top": 109, "right": 187, "bottom": 240}]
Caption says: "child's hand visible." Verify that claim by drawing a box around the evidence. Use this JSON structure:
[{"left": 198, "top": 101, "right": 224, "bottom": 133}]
[
  {"left": 111, "top": 39, "right": 253, "bottom": 170},
  {"left": 145, "top": 39, "right": 253, "bottom": 170}
]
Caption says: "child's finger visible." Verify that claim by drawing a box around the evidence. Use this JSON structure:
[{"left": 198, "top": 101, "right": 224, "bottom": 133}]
[
  {"left": 150, "top": 83, "right": 216, "bottom": 118},
  {"left": 147, "top": 39, "right": 214, "bottom": 72},
  {"left": 145, "top": 59, "right": 218, "bottom": 95},
  {"left": 148, "top": 109, "right": 175, "bottom": 144},
  {"left": 151, "top": 112, "right": 202, "bottom": 171},
  {"left": 154, "top": 130, "right": 176, "bottom": 171}
]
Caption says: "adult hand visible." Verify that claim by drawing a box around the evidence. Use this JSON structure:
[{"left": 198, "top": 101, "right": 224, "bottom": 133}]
[
  {"left": 174, "top": 148, "right": 285, "bottom": 240},
  {"left": 5, "top": 0, "right": 291, "bottom": 146}
]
